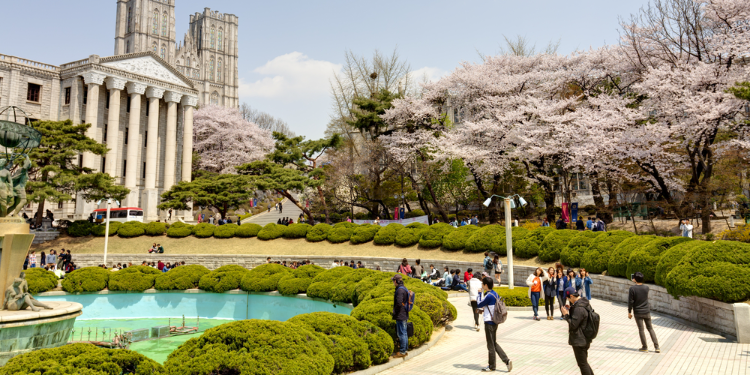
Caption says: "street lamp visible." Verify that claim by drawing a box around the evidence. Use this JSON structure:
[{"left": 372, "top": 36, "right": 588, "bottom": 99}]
[
  {"left": 97, "top": 198, "right": 120, "bottom": 266},
  {"left": 483, "top": 194, "right": 527, "bottom": 289}
]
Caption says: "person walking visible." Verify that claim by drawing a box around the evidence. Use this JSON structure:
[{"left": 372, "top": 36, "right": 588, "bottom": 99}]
[
  {"left": 526, "top": 267, "right": 548, "bottom": 321},
  {"left": 476, "top": 277, "right": 513, "bottom": 372},
  {"left": 279, "top": 202, "right": 283, "bottom": 214},
  {"left": 581, "top": 269, "right": 593, "bottom": 300},
  {"left": 168, "top": 208, "right": 173, "bottom": 221},
  {"left": 468, "top": 273, "right": 483, "bottom": 331},
  {"left": 483, "top": 252, "right": 494, "bottom": 277},
  {"left": 576, "top": 216, "right": 585, "bottom": 230},
  {"left": 493, "top": 255, "right": 503, "bottom": 285},
  {"left": 629, "top": 272, "right": 660, "bottom": 353},
  {"left": 561, "top": 287, "right": 594, "bottom": 375},
  {"left": 544, "top": 267, "right": 558, "bottom": 320},
  {"left": 391, "top": 274, "right": 409, "bottom": 358}
]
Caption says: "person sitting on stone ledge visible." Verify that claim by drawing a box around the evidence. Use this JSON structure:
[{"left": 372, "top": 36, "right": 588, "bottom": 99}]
[{"left": 3, "top": 273, "right": 53, "bottom": 312}]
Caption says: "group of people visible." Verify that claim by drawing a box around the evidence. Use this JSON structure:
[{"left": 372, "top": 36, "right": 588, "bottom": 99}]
[
  {"left": 147, "top": 243, "right": 165, "bottom": 253},
  {"left": 523, "top": 264, "right": 593, "bottom": 321},
  {"left": 331, "top": 259, "right": 364, "bottom": 269},
  {"left": 267, "top": 202, "right": 283, "bottom": 213},
  {"left": 24, "top": 249, "right": 75, "bottom": 274},
  {"left": 545, "top": 216, "right": 607, "bottom": 232},
  {"left": 266, "top": 257, "right": 315, "bottom": 269},
  {"left": 198, "top": 214, "right": 236, "bottom": 225},
  {"left": 276, "top": 217, "right": 296, "bottom": 225}
]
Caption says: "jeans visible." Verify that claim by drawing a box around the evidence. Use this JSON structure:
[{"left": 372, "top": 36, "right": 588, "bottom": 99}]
[
  {"left": 484, "top": 323, "right": 509, "bottom": 370},
  {"left": 545, "top": 294, "right": 556, "bottom": 316},
  {"left": 530, "top": 291, "right": 541, "bottom": 317},
  {"left": 558, "top": 291, "right": 566, "bottom": 309},
  {"left": 396, "top": 320, "right": 408, "bottom": 354},
  {"left": 471, "top": 301, "right": 479, "bottom": 325},
  {"left": 635, "top": 314, "right": 659, "bottom": 349},
  {"left": 456, "top": 283, "right": 469, "bottom": 292},
  {"left": 30, "top": 264, "right": 36, "bottom": 268},
  {"left": 573, "top": 343, "right": 594, "bottom": 375}
]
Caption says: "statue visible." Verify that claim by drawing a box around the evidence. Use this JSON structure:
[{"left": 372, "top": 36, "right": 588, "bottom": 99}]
[
  {"left": 3, "top": 272, "right": 53, "bottom": 312},
  {"left": 8, "top": 154, "right": 30, "bottom": 217},
  {"left": 0, "top": 158, "right": 11, "bottom": 217}
]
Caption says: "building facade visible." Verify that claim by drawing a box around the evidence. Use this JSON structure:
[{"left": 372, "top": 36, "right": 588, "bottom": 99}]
[{"left": 0, "top": 1, "right": 239, "bottom": 221}]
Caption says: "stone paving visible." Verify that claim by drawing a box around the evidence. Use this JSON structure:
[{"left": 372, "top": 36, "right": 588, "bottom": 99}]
[
  {"left": 380, "top": 296, "right": 750, "bottom": 375},
  {"left": 246, "top": 198, "right": 303, "bottom": 226}
]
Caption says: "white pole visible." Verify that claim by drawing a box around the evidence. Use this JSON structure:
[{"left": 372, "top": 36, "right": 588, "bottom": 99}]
[
  {"left": 103, "top": 199, "right": 111, "bottom": 266},
  {"left": 505, "top": 197, "right": 514, "bottom": 290}
]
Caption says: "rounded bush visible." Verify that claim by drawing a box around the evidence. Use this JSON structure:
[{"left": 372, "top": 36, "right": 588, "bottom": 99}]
[
  {"left": 167, "top": 222, "right": 194, "bottom": 238},
  {"left": 351, "top": 298, "right": 433, "bottom": 349},
  {"left": 665, "top": 241, "right": 750, "bottom": 303},
  {"left": 373, "top": 223, "right": 404, "bottom": 245},
  {"left": 419, "top": 223, "right": 455, "bottom": 248},
  {"left": 493, "top": 286, "right": 544, "bottom": 307},
  {"left": 330, "top": 269, "right": 379, "bottom": 303},
  {"left": 307, "top": 266, "right": 356, "bottom": 300},
  {"left": 25, "top": 268, "right": 58, "bottom": 294},
  {"left": 525, "top": 227, "right": 556, "bottom": 246},
  {"left": 192, "top": 223, "right": 216, "bottom": 238},
  {"left": 145, "top": 221, "right": 167, "bottom": 236},
  {"left": 1, "top": 343, "right": 165, "bottom": 375},
  {"left": 395, "top": 223, "right": 428, "bottom": 247},
  {"left": 560, "top": 231, "right": 599, "bottom": 267},
  {"left": 352, "top": 273, "right": 395, "bottom": 305},
  {"left": 61, "top": 267, "right": 110, "bottom": 293},
  {"left": 654, "top": 241, "right": 706, "bottom": 287},
  {"left": 489, "top": 226, "right": 530, "bottom": 256},
  {"left": 538, "top": 229, "right": 578, "bottom": 262},
  {"left": 155, "top": 264, "right": 210, "bottom": 290},
  {"left": 67, "top": 220, "right": 92, "bottom": 237},
  {"left": 580, "top": 230, "right": 636, "bottom": 274},
  {"left": 626, "top": 237, "right": 693, "bottom": 283},
  {"left": 327, "top": 222, "right": 358, "bottom": 243},
  {"left": 108, "top": 265, "right": 161, "bottom": 292},
  {"left": 442, "top": 225, "right": 479, "bottom": 250},
  {"left": 307, "top": 223, "right": 332, "bottom": 242},
  {"left": 164, "top": 320, "right": 334, "bottom": 375},
  {"left": 240, "top": 263, "right": 291, "bottom": 292},
  {"left": 117, "top": 221, "right": 146, "bottom": 238},
  {"left": 607, "top": 235, "right": 658, "bottom": 277},
  {"left": 198, "top": 265, "right": 249, "bottom": 293},
  {"left": 257, "top": 223, "right": 286, "bottom": 240},
  {"left": 213, "top": 224, "right": 237, "bottom": 238},
  {"left": 350, "top": 224, "right": 382, "bottom": 244},
  {"left": 284, "top": 223, "right": 311, "bottom": 239},
  {"left": 90, "top": 222, "right": 122, "bottom": 237},
  {"left": 235, "top": 223, "right": 262, "bottom": 238},
  {"left": 514, "top": 238, "right": 540, "bottom": 258},
  {"left": 277, "top": 264, "right": 325, "bottom": 295},
  {"left": 465, "top": 225, "right": 505, "bottom": 253}
]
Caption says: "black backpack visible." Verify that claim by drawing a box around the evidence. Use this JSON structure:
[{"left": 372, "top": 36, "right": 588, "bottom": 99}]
[{"left": 582, "top": 305, "right": 600, "bottom": 341}]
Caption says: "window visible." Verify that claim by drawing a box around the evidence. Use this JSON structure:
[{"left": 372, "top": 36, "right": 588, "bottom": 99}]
[
  {"left": 123, "top": 160, "right": 127, "bottom": 176},
  {"left": 126, "top": 41, "right": 130, "bottom": 54},
  {"left": 79, "top": 155, "right": 83, "bottom": 169},
  {"left": 217, "top": 60, "right": 222, "bottom": 81},
  {"left": 153, "top": 10, "right": 159, "bottom": 34},
  {"left": 27, "top": 83, "right": 41, "bottom": 103},
  {"left": 101, "top": 157, "right": 106, "bottom": 172},
  {"left": 103, "top": 124, "right": 108, "bottom": 143},
  {"left": 187, "top": 57, "right": 190, "bottom": 67},
  {"left": 142, "top": 162, "right": 146, "bottom": 178},
  {"left": 129, "top": 210, "right": 144, "bottom": 217},
  {"left": 126, "top": 96, "right": 131, "bottom": 112},
  {"left": 210, "top": 58, "right": 214, "bottom": 81},
  {"left": 210, "top": 27, "right": 215, "bottom": 49},
  {"left": 125, "top": 128, "right": 129, "bottom": 144},
  {"left": 58, "top": 201, "right": 63, "bottom": 209},
  {"left": 144, "top": 131, "right": 148, "bottom": 147},
  {"left": 218, "top": 28, "right": 223, "bottom": 50},
  {"left": 210, "top": 92, "right": 219, "bottom": 105},
  {"left": 160, "top": 46, "right": 166, "bottom": 59},
  {"left": 127, "top": 7, "right": 132, "bottom": 33},
  {"left": 83, "top": 86, "right": 88, "bottom": 104},
  {"left": 162, "top": 12, "right": 168, "bottom": 36},
  {"left": 153, "top": 43, "right": 158, "bottom": 53},
  {"left": 106, "top": 93, "right": 110, "bottom": 109},
  {"left": 64, "top": 87, "right": 71, "bottom": 105}
]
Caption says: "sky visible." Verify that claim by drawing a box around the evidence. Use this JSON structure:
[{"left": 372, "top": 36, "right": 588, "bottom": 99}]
[{"left": 2, "top": 0, "right": 651, "bottom": 139}]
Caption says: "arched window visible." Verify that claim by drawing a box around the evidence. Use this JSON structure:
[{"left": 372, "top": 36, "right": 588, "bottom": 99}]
[
  {"left": 160, "top": 45, "right": 166, "bottom": 59},
  {"left": 210, "top": 27, "right": 216, "bottom": 49},
  {"left": 152, "top": 10, "right": 159, "bottom": 34},
  {"left": 217, "top": 60, "right": 222, "bottom": 81},
  {"left": 218, "top": 29, "right": 223, "bottom": 51},
  {"left": 187, "top": 57, "right": 190, "bottom": 67},
  {"left": 162, "top": 12, "right": 168, "bottom": 36},
  {"left": 127, "top": 7, "right": 132, "bottom": 33},
  {"left": 211, "top": 92, "right": 219, "bottom": 105},
  {"left": 152, "top": 43, "right": 158, "bottom": 53},
  {"left": 210, "top": 58, "right": 215, "bottom": 81}
]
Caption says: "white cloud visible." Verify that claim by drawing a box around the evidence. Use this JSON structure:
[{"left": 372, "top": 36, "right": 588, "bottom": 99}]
[
  {"left": 411, "top": 66, "right": 446, "bottom": 84},
  {"left": 239, "top": 52, "right": 342, "bottom": 99}
]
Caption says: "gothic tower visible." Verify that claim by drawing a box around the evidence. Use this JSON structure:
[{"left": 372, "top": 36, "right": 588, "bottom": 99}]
[{"left": 114, "top": 0, "right": 177, "bottom": 64}]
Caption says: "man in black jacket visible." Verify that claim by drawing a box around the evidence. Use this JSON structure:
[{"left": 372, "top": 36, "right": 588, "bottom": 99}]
[
  {"left": 629, "top": 272, "right": 660, "bottom": 353},
  {"left": 392, "top": 274, "right": 409, "bottom": 358},
  {"left": 561, "top": 287, "right": 594, "bottom": 375}
]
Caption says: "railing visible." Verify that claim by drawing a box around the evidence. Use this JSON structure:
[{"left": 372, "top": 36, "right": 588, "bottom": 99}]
[
  {"left": 60, "top": 58, "right": 91, "bottom": 70},
  {"left": 0, "top": 53, "right": 59, "bottom": 72}
]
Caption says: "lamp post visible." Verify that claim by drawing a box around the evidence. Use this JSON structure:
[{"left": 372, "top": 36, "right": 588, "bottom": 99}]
[
  {"left": 483, "top": 194, "right": 527, "bottom": 290},
  {"left": 98, "top": 198, "right": 120, "bottom": 266}
]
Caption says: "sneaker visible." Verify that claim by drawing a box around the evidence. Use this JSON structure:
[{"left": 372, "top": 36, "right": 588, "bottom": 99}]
[
  {"left": 655, "top": 348, "right": 661, "bottom": 353},
  {"left": 639, "top": 348, "right": 649, "bottom": 353},
  {"left": 506, "top": 360, "right": 513, "bottom": 372},
  {"left": 393, "top": 352, "right": 406, "bottom": 358},
  {"left": 481, "top": 367, "right": 495, "bottom": 372}
]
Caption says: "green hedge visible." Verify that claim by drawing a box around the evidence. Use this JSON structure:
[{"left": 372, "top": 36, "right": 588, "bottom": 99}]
[
  {"left": 277, "top": 265, "right": 325, "bottom": 295},
  {"left": 155, "top": 265, "right": 210, "bottom": 290},
  {"left": 442, "top": 225, "right": 479, "bottom": 250},
  {"left": 580, "top": 230, "right": 635, "bottom": 274},
  {"left": 607, "top": 235, "right": 658, "bottom": 277},
  {"left": 419, "top": 223, "right": 455, "bottom": 248},
  {"left": 560, "top": 231, "right": 599, "bottom": 267},
  {"left": 90, "top": 222, "right": 121, "bottom": 236},
  {"left": 145, "top": 221, "right": 167, "bottom": 236},
  {"left": 493, "top": 286, "right": 544, "bottom": 307},
  {"left": 626, "top": 237, "right": 693, "bottom": 283},
  {"left": 490, "top": 226, "right": 530, "bottom": 256},
  {"left": 258, "top": 223, "right": 286, "bottom": 240},
  {"left": 328, "top": 222, "right": 358, "bottom": 243},
  {"left": 240, "top": 263, "right": 291, "bottom": 292},
  {"left": 214, "top": 224, "right": 237, "bottom": 238},
  {"left": 163, "top": 320, "right": 334, "bottom": 375},
  {"left": 61, "top": 267, "right": 110, "bottom": 293},
  {"left": 192, "top": 223, "right": 216, "bottom": 238},
  {"left": 1, "top": 343, "right": 165, "bottom": 375},
  {"left": 307, "top": 223, "right": 332, "bottom": 242},
  {"left": 198, "top": 265, "right": 249, "bottom": 293},
  {"left": 25, "top": 268, "right": 58, "bottom": 294},
  {"left": 538, "top": 229, "right": 578, "bottom": 262},
  {"left": 351, "top": 297, "right": 433, "bottom": 349},
  {"left": 284, "top": 223, "right": 312, "bottom": 239},
  {"left": 665, "top": 241, "right": 750, "bottom": 303},
  {"left": 329, "top": 269, "right": 379, "bottom": 303},
  {"left": 307, "top": 266, "right": 356, "bottom": 300},
  {"left": 654, "top": 241, "right": 705, "bottom": 287},
  {"left": 350, "top": 224, "right": 382, "bottom": 244},
  {"left": 235, "top": 223, "right": 262, "bottom": 238},
  {"left": 167, "top": 222, "right": 194, "bottom": 238},
  {"left": 395, "top": 223, "right": 428, "bottom": 247},
  {"left": 373, "top": 223, "right": 404, "bottom": 245},
  {"left": 117, "top": 221, "right": 146, "bottom": 238},
  {"left": 67, "top": 220, "right": 92, "bottom": 237},
  {"left": 465, "top": 224, "right": 505, "bottom": 253},
  {"left": 108, "top": 265, "right": 161, "bottom": 292}
]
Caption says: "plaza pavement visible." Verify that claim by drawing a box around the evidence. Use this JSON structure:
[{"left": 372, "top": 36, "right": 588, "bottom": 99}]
[
  {"left": 246, "top": 198, "right": 303, "bottom": 226},
  {"left": 379, "top": 295, "right": 750, "bottom": 375}
]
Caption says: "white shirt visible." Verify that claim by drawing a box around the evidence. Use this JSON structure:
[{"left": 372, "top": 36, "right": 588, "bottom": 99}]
[
  {"left": 331, "top": 262, "right": 338, "bottom": 268},
  {"left": 476, "top": 290, "right": 497, "bottom": 323},
  {"left": 468, "top": 278, "right": 482, "bottom": 301},
  {"left": 680, "top": 224, "right": 693, "bottom": 238}
]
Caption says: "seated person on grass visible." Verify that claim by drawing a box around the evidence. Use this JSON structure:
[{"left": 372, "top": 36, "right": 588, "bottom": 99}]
[{"left": 432, "top": 267, "right": 451, "bottom": 287}]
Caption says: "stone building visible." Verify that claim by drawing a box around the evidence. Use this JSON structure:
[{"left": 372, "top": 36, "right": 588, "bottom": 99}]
[{"left": 0, "top": 1, "right": 240, "bottom": 221}]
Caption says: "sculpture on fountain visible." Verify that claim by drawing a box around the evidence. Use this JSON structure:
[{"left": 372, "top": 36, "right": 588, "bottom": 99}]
[{"left": 3, "top": 272, "right": 53, "bottom": 312}]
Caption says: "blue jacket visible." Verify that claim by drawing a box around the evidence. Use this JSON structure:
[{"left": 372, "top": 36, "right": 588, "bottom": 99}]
[
  {"left": 583, "top": 276, "right": 593, "bottom": 300},
  {"left": 477, "top": 290, "right": 499, "bottom": 325}
]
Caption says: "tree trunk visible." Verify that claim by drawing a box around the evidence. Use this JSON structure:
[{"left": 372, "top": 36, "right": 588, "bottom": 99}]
[
  {"left": 424, "top": 180, "right": 450, "bottom": 223},
  {"left": 316, "top": 186, "right": 330, "bottom": 224},
  {"left": 590, "top": 173, "right": 605, "bottom": 210},
  {"left": 35, "top": 200, "right": 46, "bottom": 226},
  {"left": 278, "top": 190, "right": 315, "bottom": 225},
  {"left": 543, "top": 186, "right": 556, "bottom": 223}
]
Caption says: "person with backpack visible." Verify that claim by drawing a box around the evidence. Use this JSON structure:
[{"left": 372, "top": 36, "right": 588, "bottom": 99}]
[
  {"left": 483, "top": 252, "right": 494, "bottom": 276},
  {"left": 391, "top": 274, "right": 411, "bottom": 358},
  {"left": 629, "top": 272, "right": 660, "bottom": 353},
  {"left": 468, "top": 273, "right": 483, "bottom": 331},
  {"left": 476, "top": 277, "right": 513, "bottom": 372},
  {"left": 561, "top": 287, "right": 596, "bottom": 375}
]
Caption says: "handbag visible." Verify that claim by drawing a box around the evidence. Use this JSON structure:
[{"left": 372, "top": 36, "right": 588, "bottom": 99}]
[{"left": 406, "top": 322, "right": 414, "bottom": 337}]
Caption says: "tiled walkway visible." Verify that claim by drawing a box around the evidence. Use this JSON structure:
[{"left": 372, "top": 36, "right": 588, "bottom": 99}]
[{"left": 380, "top": 296, "right": 750, "bottom": 375}]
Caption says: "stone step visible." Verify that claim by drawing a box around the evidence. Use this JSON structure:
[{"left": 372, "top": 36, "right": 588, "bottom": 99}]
[{"left": 31, "top": 231, "right": 61, "bottom": 244}]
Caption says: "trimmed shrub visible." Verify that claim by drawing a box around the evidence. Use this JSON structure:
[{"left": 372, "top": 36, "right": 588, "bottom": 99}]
[
  {"left": 307, "top": 223, "right": 332, "bottom": 242},
  {"left": 144, "top": 221, "right": 167, "bottom": 236},
  {"left": 1, "top": 343, "right": 164, "bottom": 375},
  {"left": 350, "top": 224, "right": 381, "bottom": 244},
  {"left": 330, "top": 268, "right": 379, "bottom": 303},
  {"left": 580, "top": 230, "right": 636, "bottom": 274},
  {"left": 166, "top": 222, "right": 194, "bottom": 238},
  {"left": 404, "top": 209, "right": 426, "bottom": 218},
  {"left": 108, "top": 265, "right": 161, "bottom": 291},
  {"left": 67, "top": 220, "right": 92, "bottom": 237},
  {"left": 351, "top": 297, "right": 433, "bottom": 349},
  {"left": 465, "top": 225, "right": 505, "bottom": 253},
  {"left": 192, "top": 223, "right": 215, "bottom": 238},
  {"left": 155, "top": 265, "right": 210, "bottom": 290},
  {"left": 493, "top": 286, "right": 544, "bottom": 307},
  {"left": 395, "top": 223, "right": 428, "bottom": 247},
  {"left": 607, "top": 235, "right": 658, "bottom": 277},
  {"left": 490, "top": 226, "right": 530, "bottom": 256},
  {"left": 307, "top": 266, "right": 356, "bottom": 300},
  {"left": 560, "top": 231, "right": 599, "bottom": 267},
  {"left": 538, "top": 229, "right": 578, "bottom": 262},
  {"left": 90, "top": 222, "right": 122, "bottom": 236},
  {"left": 442, "top": 225, "right": 479, "bottom": 251},
  {"left": 284, "top": 223, "right": 312, "bottom": 239},
  {"left": 240, "top": 263, "right": 291, "bottom": 292},
  {"left": 373, "top": 223, "right": 404, "bottom": 245},
  {"left": 352, "top": 272, "right": 395, "bottom": 305},
  {"left": 328, "top": 222, "right": 358, "bottom": 243},
  {"left": 235, "top": 223, "right": 262, "bottom": 238},
  {"left": 654, "top": 240, "right": 706, "bottom": 287},
  {"left": 419, "top": 223, "right": 455, "bottom": 248},
  {"left": 25, "top": 268, "right": 58, "bottom": 294},
  {"left": 198, "top": 264, "right": 249, "bottom": 293},
  {"left": 257, "top": 223, "right": 286, "bottom": 240},
  {"left": 665, "top": 241, "right": 750, "bottom": 303},
  {"left": 164, "top": 320, "right": 334, "bottom": 375},
  {"left": 514, "top": 238, "right": 540, "bottom": 258},
  {"left": 117, "top": 221, "right": 146, "bottom": 238},
  {"left": 213, "top": 224, "right": 237, "bottom": 238},
  {"left": 626, "top": 237, "right": 693, "bottom": 283},
  {"left": 277, "top": 265, "right": 326, "bottom": 295},
  {"left": 61, "top": 267, "right": 110, "bottom": 293}
]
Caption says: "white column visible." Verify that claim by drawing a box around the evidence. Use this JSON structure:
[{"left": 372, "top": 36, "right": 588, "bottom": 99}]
[
  {"left": 76, "top": 71, "right": 106, "bottom": 219},
  {"left": 181, "top": 96, "right": 198, "bottom": 183},
  {"left": 142, "top": 87, "right": 164, "bottom": 221},
  {"left": 163, "top": 91, "right": 183, "bottom": 190},
  {"left": 124, "top": 82, "right": 146, "bottom": 207},
  {"left": 104, "top": 77, "right": 127, "bottom": 177}
]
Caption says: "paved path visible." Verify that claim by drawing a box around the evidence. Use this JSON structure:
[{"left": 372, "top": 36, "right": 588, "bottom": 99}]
[
  {"left": 380, "top": 296, "right": 750, "bottom": 375},
  {"left": 246, "top": 197, "right": 303, "bottom": 226}
]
